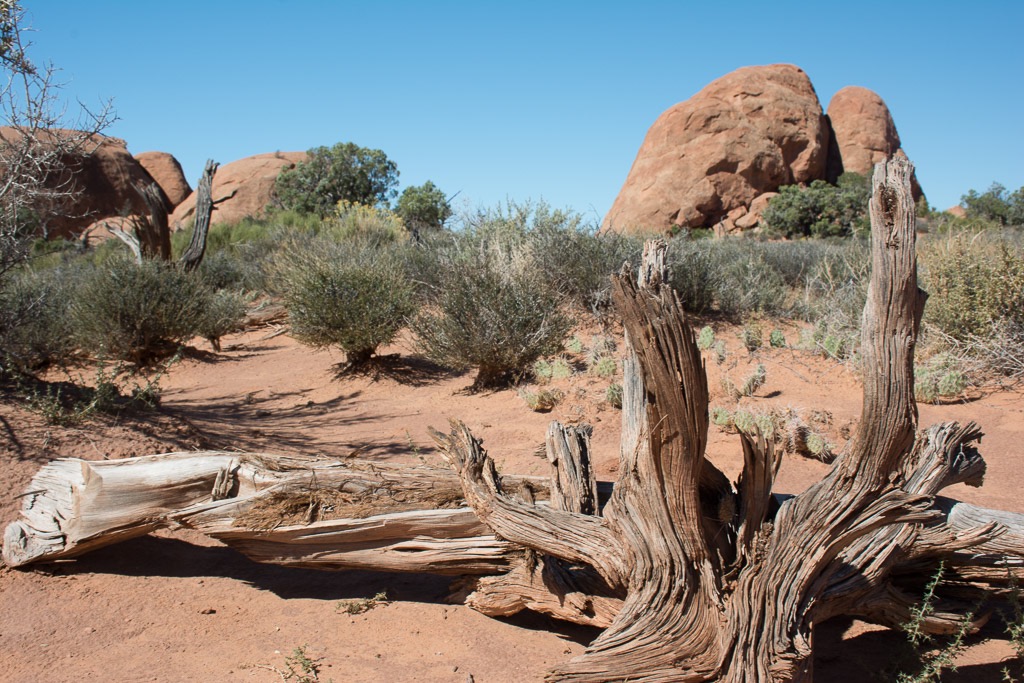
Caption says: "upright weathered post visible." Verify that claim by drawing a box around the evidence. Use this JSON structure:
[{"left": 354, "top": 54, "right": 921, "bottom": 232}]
[{"left": 179, "top": 159, "right": 219, "bottom": 272}]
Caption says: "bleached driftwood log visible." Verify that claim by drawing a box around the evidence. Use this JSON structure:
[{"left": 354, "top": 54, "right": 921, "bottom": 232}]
[{"left": 2, "top": 452, "right": 523, "bottom": 575}]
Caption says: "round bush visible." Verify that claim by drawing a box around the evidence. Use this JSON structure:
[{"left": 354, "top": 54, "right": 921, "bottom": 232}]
[
  {"left": 0, "top": 265, "right": 79, "bottom": 373},
  {"left": 412, "top": 237, "right": 571, "bottom": 389},
  {"left": 72, "top": 257, "right": 224, "bottom": 365},
  {"left": 281, "top": 242, "right": 415, "bottom": 366}
]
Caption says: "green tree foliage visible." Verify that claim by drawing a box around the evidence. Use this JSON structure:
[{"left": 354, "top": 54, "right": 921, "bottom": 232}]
[
  {"left": 395, "top": 181, "right": 452, "bottom": 235},
  {"left": 960, "top": 183, "right": 1024, "bottom": 226},
  {"left": 273, "top": 142, "right": 399, "bottom": 217},
  {"left": 761, "top": 173, "right": 871, "bottom": 238}
]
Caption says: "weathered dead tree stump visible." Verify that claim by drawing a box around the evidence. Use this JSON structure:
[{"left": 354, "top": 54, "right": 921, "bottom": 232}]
[{"left": 433, "top": 156, "right": 1024, "bottom": 682}]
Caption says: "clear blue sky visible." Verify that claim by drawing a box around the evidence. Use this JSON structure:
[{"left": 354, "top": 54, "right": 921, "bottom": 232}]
[{"left": 23, "top": 1, "right": 1024, "bottom": 221}]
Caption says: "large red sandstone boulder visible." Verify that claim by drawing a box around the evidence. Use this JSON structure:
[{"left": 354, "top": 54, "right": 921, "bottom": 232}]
[
  {"left": 170, "top": 151, "right": 306, "bottom": 229},
  {"left": 0, "top": 127, "right": 163, "bottom": 238},
  {"left": 603, "top": 64, "right": 829, "bottom": 234},
  {"left": 826, "top": 86, "right": 900, "bottom": 176},
  {"left": 134, "top": 151, "right": 191, "bottom": 208},
  {"left": 826, "top": 86, "right": 922, "bottom": 200}
]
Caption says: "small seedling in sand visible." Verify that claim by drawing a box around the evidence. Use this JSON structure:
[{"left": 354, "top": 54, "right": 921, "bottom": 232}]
[
  {"left": 769, "top": 329, "right": 786, "bottom": 348},
  {"left": 565, "top": 336, "right": 584, "bottom": 354},
  {"left": 246, "top": 644, "right": 329, "bottom": 683},
  {"left": 722, "top": 364, "right": 767, "bottom": 400},
  {"left": 338, "top": 591, "right": 389, "bottom": 616}
]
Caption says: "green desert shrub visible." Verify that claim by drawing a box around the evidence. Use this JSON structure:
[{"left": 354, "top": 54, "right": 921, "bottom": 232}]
[
  {"left": 71, "top": 257, "right": 232, "bottom": 365},
  {"left": 919, "top": 231, "right": 1024, "bottom": 343},
  {"left": 530, "top": 222, "right": 641, "bottom": 315},
  {"left": 715, "top": 249, "right": 788, "bottom": 318},
  {"left": 667, "top": 236, "right": 719, "bottom": 314},
  {"left": 325, "top": 201, "right": 408, "bottom": 245},
  {"left": 279, "top": 240, "right": 416, "bottom": 367},
  {"left": 412, "top": 230, "right": 571, "bottom": 389},
  {"left": 798, "top": 241, "right": 870, "bottom": 361},
  {"left": 761, "top": 173, "right": 871, "bottom": 239},
  {"left": 0, "top": 265, "right": 79, "bottom": 374},
  {"left": 196, "top": 289, "right": 248, "bottom": 351},
  {"left": 458, "top": 200, "right": 639, "bottom": 316}
]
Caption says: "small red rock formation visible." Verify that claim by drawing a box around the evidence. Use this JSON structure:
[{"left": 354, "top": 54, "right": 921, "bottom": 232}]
[
  {"left": 134, "top": 151, "right": 191, "bottom": 208},
  {"left": 603, "top": 64, "right": 829, "bottom": 234},
  {"left": 170, "top": 151, "right": 306, "bottom": 229}
]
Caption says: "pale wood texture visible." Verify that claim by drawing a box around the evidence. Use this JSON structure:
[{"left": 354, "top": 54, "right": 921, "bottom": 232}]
[
  {"left": 2, "top": 451, "right": 535, "bottom": 575},
  {"left": 133, "top": 181, "right": 172, "bottom": 261}
]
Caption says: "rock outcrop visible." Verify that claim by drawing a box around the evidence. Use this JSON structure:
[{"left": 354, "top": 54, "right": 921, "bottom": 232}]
[
  {"left": 826, "top": 86, "right": 922, "bottom": 200},
  {"left": 134, "top": 151, "right": 191, "bottom": 208},
  {"left": 170, "top": 151, "right": 306, "bottom": 229},
  {"left": 0, "top": 127, "right": 164, "bottom": 238},
  {"left": 604, "top": 67, "right": 925, "bottom": 235},
  {"left": 826, "top": 86, "right": 901, "bottom": 177},
  {"left": 603, "top": 64, "right": 829, "bottom": 234}
]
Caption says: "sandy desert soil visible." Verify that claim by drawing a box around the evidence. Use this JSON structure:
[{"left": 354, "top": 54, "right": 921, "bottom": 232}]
[{"left": 1, "top": 322, "right": 1022, "bottom": 682}]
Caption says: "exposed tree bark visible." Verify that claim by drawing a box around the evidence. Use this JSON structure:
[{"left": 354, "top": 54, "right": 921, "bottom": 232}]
[
  {"left": 131, "top": 181, "right": 172, "bottom": 261},
  {"left": 179, "top": 159, "right": 218, "bottom": 272}
]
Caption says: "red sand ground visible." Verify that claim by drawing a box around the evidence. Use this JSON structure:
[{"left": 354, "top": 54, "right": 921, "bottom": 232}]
[{"left": 1, "top": 324, "right": 1021, "bottom": 682}]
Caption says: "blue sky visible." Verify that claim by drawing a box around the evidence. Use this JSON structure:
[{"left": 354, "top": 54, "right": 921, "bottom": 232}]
[{"left": 23, "top": 1, "right": 1024, "bottom": 221}]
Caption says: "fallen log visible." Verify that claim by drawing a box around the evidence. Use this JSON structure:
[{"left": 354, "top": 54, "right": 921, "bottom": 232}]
[{"left": 2, "top": 452, "right": 526, "bottom": 574}]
